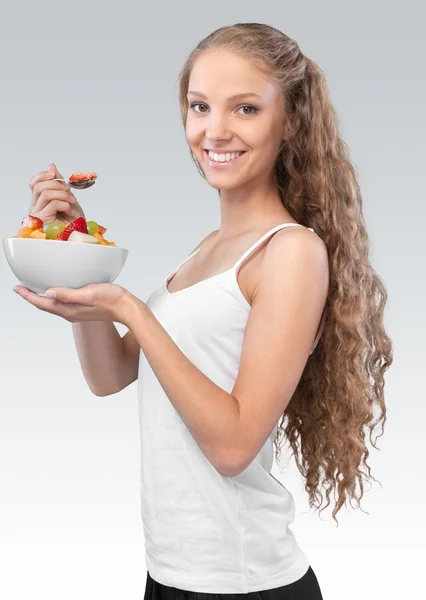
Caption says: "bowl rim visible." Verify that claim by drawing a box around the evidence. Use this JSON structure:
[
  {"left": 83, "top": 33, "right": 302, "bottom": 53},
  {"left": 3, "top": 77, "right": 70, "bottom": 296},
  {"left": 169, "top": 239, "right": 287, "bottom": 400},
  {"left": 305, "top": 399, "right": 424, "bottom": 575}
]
[{"left": 3, "top": 237, "right": 128, "bottom": 251}]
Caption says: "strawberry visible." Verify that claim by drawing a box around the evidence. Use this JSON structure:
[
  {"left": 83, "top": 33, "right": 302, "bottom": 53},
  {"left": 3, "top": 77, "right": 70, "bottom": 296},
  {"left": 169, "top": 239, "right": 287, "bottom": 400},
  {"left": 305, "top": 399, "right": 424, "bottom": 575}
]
[
  {"left": 56, "top": 217, "right": 88, "bottom": 241},
  {"left": 20, "top": 214, "right": 43, "bottom": 231},
  {"left": 69, "top": 172, "right": 97, "bottom": 182}
]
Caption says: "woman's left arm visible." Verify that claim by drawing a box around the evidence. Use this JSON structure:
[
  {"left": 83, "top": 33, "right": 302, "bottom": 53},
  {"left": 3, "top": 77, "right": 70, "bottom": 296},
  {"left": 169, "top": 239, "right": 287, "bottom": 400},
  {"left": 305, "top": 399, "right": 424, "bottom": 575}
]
[
  {"left": 125, "top": 231, "right": 329, "bottom": 478},
  {"left": 126, "top": 297, "right": 242, "bottom": 476}
]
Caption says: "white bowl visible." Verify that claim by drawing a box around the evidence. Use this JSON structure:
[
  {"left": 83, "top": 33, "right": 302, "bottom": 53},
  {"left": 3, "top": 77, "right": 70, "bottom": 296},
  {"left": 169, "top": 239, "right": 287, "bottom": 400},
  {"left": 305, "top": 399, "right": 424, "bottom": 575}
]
[{"left": 2, "top": 237, "right": 129, "bottom": 296}]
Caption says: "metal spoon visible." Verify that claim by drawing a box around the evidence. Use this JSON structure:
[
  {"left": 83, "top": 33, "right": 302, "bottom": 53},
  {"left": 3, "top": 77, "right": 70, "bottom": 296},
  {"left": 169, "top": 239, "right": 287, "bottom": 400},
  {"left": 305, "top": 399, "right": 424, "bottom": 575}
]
[{"left": 52, "top": 178, "right": 96, "bottom": 190}]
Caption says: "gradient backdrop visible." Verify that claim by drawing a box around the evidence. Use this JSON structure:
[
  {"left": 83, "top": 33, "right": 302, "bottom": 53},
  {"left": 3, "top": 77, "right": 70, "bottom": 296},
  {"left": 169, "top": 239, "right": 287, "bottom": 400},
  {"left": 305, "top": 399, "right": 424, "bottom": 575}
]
[{"left": 0, "top": 1, "right": 424, "bottom": 598}]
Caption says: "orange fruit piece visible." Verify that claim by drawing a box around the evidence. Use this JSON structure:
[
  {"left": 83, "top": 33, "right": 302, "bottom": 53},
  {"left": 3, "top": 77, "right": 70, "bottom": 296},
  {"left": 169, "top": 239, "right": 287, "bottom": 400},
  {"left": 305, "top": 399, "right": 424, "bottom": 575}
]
[
  {"left": 93, "top": 232, "right": 108, "bottom": 245},
  {"left": 29, "top": 229, "right": 47, "bottom": 239},
  {"left": 17, "top": 226, "right": 34, "bottom": 238}
]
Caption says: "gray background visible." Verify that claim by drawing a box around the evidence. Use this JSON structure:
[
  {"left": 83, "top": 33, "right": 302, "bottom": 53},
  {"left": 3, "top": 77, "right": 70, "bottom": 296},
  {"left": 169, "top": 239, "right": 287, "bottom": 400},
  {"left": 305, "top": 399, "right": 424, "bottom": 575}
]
[{"left": 0, "top": 1, "right": 424, "bottom": 598}]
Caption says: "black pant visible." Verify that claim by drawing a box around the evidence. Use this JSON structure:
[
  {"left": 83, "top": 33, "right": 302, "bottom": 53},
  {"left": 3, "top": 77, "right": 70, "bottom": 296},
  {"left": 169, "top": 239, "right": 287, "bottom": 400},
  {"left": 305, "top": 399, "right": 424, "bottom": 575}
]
[{"left": 144, "top": 566, "right": 323, "bottom": 599}]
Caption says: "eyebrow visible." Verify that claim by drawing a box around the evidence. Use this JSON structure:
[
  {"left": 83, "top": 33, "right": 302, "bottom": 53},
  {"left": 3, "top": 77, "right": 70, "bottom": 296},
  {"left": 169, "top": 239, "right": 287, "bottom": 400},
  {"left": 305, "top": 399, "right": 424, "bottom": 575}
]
[{"left": 187, "top": 91, "right": 263, "bottom": 101}]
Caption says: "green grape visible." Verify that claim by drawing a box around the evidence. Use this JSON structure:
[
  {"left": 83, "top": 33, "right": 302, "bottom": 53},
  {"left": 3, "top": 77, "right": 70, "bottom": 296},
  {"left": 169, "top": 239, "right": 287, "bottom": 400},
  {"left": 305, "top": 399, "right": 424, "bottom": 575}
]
[
  {"left": 43, "top": 221, "right": 67, "bottom": 239},
  {"left": 86, "top": 220, "right": 99, "bottom": 235}
]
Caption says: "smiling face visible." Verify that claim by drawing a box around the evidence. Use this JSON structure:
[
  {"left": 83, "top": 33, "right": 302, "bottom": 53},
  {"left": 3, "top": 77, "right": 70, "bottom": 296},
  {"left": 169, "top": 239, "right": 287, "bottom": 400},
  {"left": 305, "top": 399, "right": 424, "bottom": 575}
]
[{"left": 185, "top": 51, "right": 287, "bottom": 191}]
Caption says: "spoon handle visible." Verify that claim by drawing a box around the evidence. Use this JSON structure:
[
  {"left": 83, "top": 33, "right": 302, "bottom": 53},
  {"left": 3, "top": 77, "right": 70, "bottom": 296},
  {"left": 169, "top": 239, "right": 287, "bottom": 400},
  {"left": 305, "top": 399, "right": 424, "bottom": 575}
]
[{"left": 52, "top": 178, "right": 67, "bottom": 183}]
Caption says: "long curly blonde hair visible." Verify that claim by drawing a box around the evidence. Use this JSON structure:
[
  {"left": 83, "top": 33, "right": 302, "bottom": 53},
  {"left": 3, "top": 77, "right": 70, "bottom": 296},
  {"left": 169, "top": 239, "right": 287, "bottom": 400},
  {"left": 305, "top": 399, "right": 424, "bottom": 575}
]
[{"left": 176, "top": 23, "right": 393, "bottom": 524}]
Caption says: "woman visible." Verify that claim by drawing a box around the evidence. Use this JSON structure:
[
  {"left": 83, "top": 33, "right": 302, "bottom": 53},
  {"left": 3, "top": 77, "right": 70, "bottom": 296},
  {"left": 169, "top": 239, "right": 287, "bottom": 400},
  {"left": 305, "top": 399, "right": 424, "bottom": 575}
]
[{"left": 15, "top": 23, "right": 393, "bottom": 599}]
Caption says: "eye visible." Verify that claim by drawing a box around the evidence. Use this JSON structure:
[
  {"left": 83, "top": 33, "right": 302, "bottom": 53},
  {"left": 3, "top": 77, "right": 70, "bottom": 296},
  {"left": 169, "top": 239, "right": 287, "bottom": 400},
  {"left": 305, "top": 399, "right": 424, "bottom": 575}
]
[
  {"left": 237, "top": 105, "right": 258, "bottom": 116},
  {"left": 189, "top": 103, "right": 259, "bottom": 116},
  {"left": 190, "top": 102, "right": 208, "bottom": 113}
]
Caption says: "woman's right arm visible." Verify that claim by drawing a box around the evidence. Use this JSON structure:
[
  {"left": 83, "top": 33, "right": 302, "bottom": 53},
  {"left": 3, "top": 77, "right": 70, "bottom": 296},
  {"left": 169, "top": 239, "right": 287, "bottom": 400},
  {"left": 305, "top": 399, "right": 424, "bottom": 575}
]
[
  {"left": 72, "top": 323, "right": 140, "bottom": 396},
  {"left": 28, "top": 163, "right": 139, "bottom": 397},
  {"left": 28, "top": 164, "right": 217, "bottom": 396}
]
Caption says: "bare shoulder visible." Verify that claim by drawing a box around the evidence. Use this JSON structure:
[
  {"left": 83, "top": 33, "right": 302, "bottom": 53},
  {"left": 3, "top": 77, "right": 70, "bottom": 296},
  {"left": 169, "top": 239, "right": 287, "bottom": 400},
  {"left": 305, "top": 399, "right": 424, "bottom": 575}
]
[
  {"left": 254, "top": 226, "right": 329, "bottom": 302},
  {"left": 267, "top": 225, "right": 328, "bottom": 272},
  {"left": 277, "top": 225, "right": 326, "bottom": 256}
]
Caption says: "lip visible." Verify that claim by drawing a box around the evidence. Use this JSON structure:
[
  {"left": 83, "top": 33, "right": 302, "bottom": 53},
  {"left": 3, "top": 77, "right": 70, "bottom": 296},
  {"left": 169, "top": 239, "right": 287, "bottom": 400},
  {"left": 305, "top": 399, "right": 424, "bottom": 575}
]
[
  {"left": 203, "top": 149, "right": 247, "bottom": 169},
  {"left": 204, "top": 149, "right": 246, "bottom": 153}
]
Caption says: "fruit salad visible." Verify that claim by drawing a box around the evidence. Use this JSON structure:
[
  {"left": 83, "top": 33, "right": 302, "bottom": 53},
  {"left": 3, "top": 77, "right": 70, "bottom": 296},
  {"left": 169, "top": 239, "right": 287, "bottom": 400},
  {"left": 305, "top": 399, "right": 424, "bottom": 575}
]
[
  {"left": 69, "top": 171, "right": 97, "bottom": 182},
  {"left": 14, "top": 215, "right": 116, "bottom": 246}
]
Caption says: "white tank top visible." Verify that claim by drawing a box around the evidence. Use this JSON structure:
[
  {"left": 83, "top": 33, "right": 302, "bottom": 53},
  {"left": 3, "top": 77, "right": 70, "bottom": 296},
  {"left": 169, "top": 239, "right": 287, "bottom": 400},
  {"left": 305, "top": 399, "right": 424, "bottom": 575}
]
[{"left": 137, "top": 223, "right": 325, "bottom": 593}]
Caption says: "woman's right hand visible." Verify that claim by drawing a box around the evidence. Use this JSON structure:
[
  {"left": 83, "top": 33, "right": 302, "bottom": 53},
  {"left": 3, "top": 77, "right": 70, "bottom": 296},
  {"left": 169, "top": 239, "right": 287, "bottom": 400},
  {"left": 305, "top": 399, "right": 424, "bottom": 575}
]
[{"left": 28, "top": 163, "right": 86, "bottom": 225}]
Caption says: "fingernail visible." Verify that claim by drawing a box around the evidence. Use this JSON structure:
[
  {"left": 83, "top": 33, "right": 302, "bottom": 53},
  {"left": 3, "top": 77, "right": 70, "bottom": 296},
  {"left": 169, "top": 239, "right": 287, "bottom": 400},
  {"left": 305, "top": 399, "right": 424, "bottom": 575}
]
[{"left": 46, "top": 290, "right": 56, "bottom": 299}]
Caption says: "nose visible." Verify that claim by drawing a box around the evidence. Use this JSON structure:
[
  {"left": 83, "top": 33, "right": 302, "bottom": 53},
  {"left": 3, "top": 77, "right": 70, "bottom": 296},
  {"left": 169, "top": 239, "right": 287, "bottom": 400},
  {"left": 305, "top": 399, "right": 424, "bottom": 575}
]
[{"left": 204, "top": 110, "right": 231, "bottom": 142}]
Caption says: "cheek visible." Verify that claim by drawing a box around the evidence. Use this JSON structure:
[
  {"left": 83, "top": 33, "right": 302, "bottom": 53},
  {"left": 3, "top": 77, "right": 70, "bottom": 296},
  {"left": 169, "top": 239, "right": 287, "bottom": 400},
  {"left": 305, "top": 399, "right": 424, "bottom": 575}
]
[
  {"left": 251, "top": 123, "right": 278, "bottom": 146},
  {"left": 253, "top": 129, "right": 282, "bottom": 161},
  {"left": 185, "top": 121, "right": 200, "bottom": 144}
]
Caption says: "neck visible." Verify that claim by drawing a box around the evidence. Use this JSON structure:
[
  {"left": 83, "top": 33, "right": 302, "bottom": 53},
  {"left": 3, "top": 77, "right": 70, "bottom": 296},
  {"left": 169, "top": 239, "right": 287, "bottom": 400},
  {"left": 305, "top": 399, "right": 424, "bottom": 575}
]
[{"left": 216, "top": 180, "right": 293, "bottom": 238}]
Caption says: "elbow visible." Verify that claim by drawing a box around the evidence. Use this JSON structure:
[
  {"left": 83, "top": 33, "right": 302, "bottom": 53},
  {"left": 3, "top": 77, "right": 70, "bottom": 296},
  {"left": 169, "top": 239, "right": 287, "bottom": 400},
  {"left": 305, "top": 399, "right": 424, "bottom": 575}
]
[
  {"left": 217, "top": 461, "right": 247, "bottom": 478},
  {"left": 215, "top": 451, "right": 249, "bottom": 478},
  {"left": 90, "top": 384, "right": 120, "bottom": 397},
  {"left": 215, "top": 399, "right": 250, "bottom": 477},
  {"left": 92, "top": 390, "right": 109, "bottom": 398},
  {"left": 218, "top": 464, "right": 243, "bottom": 478},
  {"left": 91, "top": 388, "right": 110, "bottom": 397}
]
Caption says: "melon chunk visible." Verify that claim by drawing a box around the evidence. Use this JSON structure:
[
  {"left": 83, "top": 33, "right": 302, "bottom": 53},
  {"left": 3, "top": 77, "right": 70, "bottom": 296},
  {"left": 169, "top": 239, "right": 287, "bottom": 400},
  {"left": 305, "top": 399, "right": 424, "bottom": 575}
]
[{"left": 67, "top": 231, "right": 99, "bottom": 244}]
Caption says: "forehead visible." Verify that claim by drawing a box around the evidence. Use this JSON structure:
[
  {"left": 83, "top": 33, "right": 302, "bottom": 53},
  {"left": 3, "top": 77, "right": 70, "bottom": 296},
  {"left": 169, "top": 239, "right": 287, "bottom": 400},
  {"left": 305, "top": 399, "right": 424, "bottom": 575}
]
[{"left": 189, "top": 51, "right": 279, "bottom": 101}]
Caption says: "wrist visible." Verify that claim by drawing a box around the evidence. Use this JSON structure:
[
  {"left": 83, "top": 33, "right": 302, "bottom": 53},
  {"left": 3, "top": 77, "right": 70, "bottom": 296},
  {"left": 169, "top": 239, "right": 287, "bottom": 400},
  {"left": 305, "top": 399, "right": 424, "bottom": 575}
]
[{"left": 120, "top": 290, "right": 147, "bottom": 328}]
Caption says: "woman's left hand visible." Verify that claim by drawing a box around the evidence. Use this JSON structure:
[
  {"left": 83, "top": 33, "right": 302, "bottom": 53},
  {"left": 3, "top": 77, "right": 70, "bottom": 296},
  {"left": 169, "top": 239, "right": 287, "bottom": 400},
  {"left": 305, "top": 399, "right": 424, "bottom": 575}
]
[{"left": 13, "top": 283, "right": 136, "bottom": 326}]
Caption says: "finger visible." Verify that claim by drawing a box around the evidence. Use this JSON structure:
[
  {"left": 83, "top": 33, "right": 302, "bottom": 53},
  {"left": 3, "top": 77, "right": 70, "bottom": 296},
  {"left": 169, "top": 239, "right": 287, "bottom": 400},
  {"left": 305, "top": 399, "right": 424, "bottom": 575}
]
[
  {"left": 29, "top": 163, "right": 66, "bottom": 200},
  {"left": 45, "top": 286, "right": 94, "bottom": 306},
  {"left": 33, "top": 190, "right": 74, "bottom": 214},
  {"left": 32, "top": 186, "right": 74, "bottom": 212},
  {"left": 29, "top": 179, "right": 70, "bottom": 215},
  {"left": 13, "top": 285, "right": 60, "bottom": 312},
  {"left": 29, "top": 169, "right": 57, "bottom": 191},
  {"left": 28, "top": 172, "right": 57, "bottom": 212},
  {"left": 13, "top": 285, "right": 83, "bottom": 322},
  {"left": 47, "top": 163, "right": 66, "bottom": 182},
  {"left": 34, "top": 200, "right": 72, "bottom": 223},
  {"left": 30, "top": 181, "right": 72, "bottom": 212},
  {"left": 13, "top": 285, "right": 30, "bottom": 295},
  {"left": 48, "top": 162, "right": 65, "bottom": 176},
  {"left": 33, "top": 179, "right": 71, "bottom": 196}
]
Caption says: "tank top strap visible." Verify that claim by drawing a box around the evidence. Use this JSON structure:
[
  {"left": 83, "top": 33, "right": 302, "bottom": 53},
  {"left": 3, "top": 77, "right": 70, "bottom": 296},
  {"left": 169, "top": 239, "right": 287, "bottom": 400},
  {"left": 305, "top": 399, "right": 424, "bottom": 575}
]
[
  {"left": 165, "top": 247, "right": 201, "bottom": 284},
  {"left": 232, "top": 223, "right": 315, "bottom": 273},
  {"left": 174, "top": 248, "right": 201, "bottom": 273}
]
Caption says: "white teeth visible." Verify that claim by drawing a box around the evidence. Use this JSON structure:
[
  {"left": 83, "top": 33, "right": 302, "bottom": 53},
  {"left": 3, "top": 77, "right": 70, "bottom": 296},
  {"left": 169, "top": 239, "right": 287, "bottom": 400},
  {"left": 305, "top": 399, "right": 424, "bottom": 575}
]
[{"left": 208, "top": 151, "right": 244, "bottom": 162}]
